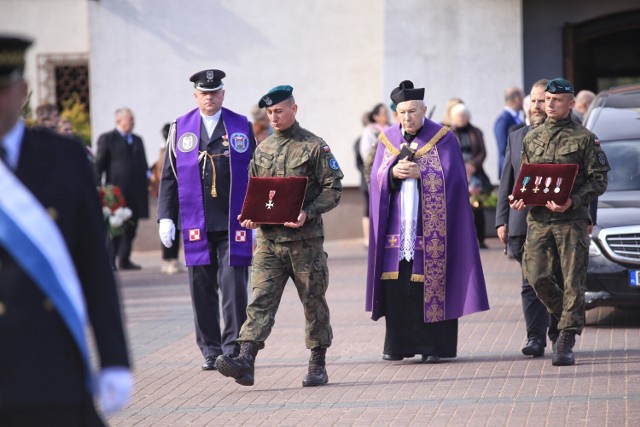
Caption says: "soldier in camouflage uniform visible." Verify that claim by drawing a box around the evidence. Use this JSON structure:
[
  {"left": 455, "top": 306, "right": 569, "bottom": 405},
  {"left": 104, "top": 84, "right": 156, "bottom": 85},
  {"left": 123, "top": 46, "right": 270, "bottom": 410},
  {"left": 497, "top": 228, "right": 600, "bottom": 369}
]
[
  {"left": 216, "top": 85, "right": 343, "bottom": 387},
  {"left": 510, "top": 78, "right": 609, "bottom": 366}
]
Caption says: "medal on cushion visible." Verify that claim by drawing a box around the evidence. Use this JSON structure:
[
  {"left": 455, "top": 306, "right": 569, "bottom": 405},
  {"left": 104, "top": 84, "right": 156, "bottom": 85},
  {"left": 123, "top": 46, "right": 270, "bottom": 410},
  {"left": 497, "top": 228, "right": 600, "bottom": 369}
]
[
  {"left": 520, "top": 176, "right": 530, "bottom": 192},
  {"left": 543, "top": 177, "right": 552, "bottom": 193},
  {"left": 266, "top": 190, "right": 275, "bottom": 209},
  {"left": 554, "top": 177, "right": 563, "bottom": 194},
  {"left": 533, "top": 176, "right": 542, "bottom": 193}
]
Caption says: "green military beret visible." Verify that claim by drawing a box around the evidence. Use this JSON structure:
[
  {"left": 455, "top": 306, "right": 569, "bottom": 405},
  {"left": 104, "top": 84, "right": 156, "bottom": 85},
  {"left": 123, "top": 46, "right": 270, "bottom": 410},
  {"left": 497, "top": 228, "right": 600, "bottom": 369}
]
[
  {"left": 546, "top": 78, "right": 574, "bottom": 94},
  {"left": 258, "top": 85, "right": 293, "bottom": 108}
]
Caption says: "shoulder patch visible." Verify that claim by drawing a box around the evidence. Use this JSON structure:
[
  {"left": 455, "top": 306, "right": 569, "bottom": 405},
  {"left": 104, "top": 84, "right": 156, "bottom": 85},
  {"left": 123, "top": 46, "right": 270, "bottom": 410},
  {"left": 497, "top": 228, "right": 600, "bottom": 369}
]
[
  {"left": 597, "top": 152, "right": 607, "bottom": 166},
  {"left": 322, "top": 144, "right": 331, "bottom": 153},
  {"left": 594, "top": 138, "right": 600, "bottom": 145},
  {"left": 329, "top": 157, "right": 340, "bottom": 170}
]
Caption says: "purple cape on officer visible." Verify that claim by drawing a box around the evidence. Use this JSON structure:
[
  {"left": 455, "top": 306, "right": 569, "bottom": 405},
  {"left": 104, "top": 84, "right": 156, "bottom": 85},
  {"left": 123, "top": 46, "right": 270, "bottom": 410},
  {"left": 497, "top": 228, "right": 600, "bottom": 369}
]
[{"left": 365, "top": 84, "right": 489, "bottom": 323}]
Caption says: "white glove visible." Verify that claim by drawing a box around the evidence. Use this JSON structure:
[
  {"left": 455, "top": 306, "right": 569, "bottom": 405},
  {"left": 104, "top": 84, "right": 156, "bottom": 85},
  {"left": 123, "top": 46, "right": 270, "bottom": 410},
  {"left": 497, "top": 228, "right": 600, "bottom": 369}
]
[
  {"left": 98, "top": 366, "right": 132, "bottom": 417},
  {"left": 159, "top": 218, "right": 175, "bottom": 248}
]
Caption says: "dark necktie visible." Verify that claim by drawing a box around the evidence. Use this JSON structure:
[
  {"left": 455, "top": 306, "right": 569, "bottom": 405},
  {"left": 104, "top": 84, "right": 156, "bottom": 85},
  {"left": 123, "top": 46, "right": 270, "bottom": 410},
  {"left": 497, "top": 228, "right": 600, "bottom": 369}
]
[{"left": 0, "top": 142, "right": 8, "bottom": 167}]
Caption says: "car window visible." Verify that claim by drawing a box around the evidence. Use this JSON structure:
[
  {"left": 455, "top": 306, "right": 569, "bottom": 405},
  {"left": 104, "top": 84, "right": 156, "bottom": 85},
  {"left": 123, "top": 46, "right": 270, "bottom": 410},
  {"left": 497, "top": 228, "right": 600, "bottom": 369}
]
[{"left": 601, "top": 141, "right": 640, "bottom": 191}]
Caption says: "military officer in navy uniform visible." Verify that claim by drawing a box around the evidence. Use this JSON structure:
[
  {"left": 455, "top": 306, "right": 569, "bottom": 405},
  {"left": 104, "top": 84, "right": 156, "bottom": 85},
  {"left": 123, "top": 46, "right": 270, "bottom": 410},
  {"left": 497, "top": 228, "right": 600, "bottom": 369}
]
[
  {"left": 157, "top": 69, "right": 255, "bottom": 371},
  {"left": 0, "top": 34, "right": 131, "bottom": 426}
]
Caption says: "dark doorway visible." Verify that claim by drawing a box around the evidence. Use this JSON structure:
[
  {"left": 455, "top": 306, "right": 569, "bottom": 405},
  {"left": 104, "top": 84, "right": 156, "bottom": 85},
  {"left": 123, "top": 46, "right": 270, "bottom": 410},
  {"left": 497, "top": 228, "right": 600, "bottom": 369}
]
[{"left": 564, "top": 9, "right": 640, "bottom": 92}]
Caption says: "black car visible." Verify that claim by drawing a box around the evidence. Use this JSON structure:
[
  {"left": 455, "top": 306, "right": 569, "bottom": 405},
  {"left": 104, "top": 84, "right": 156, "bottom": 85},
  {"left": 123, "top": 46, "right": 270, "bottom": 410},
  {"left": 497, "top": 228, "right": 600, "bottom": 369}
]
[{"left": 583, "top": 84, "right": 640, "bottom": 309}]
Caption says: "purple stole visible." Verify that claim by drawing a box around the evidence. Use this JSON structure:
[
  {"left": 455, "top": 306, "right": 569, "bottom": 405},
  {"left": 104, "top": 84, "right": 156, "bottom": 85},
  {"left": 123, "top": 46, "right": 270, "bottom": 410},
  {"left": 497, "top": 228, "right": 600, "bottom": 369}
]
[
  {"left": 366, "top": 120, "right": 489, "bottom": 323},
  {"left": 175, "top": 107, "right": 252, "bottom": 266}
]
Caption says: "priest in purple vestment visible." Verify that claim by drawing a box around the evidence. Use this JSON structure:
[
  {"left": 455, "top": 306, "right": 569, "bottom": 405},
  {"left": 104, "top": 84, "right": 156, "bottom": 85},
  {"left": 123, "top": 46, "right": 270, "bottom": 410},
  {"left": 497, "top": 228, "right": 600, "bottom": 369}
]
[{"left": 366, "top": 80, "right": 489, "bottom": 363}]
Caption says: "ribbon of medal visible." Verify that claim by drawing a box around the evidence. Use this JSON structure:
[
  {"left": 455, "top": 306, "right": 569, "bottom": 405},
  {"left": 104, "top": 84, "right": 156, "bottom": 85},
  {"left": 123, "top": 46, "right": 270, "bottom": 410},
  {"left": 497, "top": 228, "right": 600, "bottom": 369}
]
[
  {"left": 533, "top": 176, "right": 542, "bottom": 193},
  {"left": 554, "top": 177, "right": 563, "bottom": 194},
  {"left": 266, "top": 190, "right": 276, "bottom": 209},
  {"left": 520, "top": 176, "right": 530, "bottom": 192},
  {"left": 543, "top": 177, "right": 552, "bottom": 193}
]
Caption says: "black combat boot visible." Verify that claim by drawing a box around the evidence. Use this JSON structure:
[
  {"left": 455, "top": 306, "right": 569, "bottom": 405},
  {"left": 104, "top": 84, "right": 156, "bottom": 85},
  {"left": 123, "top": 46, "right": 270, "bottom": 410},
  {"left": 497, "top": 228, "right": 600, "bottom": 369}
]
[
  {"left": 215, "top": 341, "right": 259, "bottom": 386},
  {"left": 302, "top": 347, "right": 328, "bottom": 387},
  {"left": 552, "top": 330, "right": 576, "bottom": 366}
]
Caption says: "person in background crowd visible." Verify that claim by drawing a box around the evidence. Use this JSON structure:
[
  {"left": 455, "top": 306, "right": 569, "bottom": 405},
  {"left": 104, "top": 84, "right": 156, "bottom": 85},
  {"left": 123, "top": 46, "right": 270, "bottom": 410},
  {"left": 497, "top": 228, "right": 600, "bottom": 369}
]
[
  {"left": 450, "top": 102, "right": 491, "bottom": 249},
  {"left": 366, "top": 80, "right": 489, "bottom": 365},
  {"left": 359, "top": 103, "right": 390, "bottom": 248},
  {"left": 34, "top": 102, "right": 59, "bottom": 130},
  {"left": 572, "top": 89, "right": 596, "bottom": 123},
  {"left": 149, "top": 123, "right": 184, "bottom": 275},
  {"left": 440, "top": 97, "right": 464, "bottom": 127},
  {"left": 95, "top": 107, "right": 150, "bottom": 271},
  {"left": 250, "top": 104, "right": 272, "bottom": 144},
  {"left": 0, "top": 33, "right": 131, "bottom": 427},
  {"left": 494, "top": 87, "right": 524, "bottom": 178}
]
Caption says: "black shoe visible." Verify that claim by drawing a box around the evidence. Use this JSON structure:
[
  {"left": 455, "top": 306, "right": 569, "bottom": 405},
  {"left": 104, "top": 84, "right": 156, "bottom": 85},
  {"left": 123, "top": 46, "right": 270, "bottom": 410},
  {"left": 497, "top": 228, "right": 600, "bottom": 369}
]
[
  {"left": 479, "top": 241, "right": 488, "bottom": 249},
  {"left": 201, "top": 356, "right": 219, "bottom": 371},
  {"left": 552, "top": 330, "right": 576, "bottom": 366},
  {"left": 421, "top": 355, "right": 442, "bottom": 364},
  {"left": 382, "top": 353, "right": 414, "bottom": 361},
  {"left": 119, "top": 261, "right": 141, "bottom": 270},
  {"left": 521, "top": 339, "right": 544, "bottom": 357}
]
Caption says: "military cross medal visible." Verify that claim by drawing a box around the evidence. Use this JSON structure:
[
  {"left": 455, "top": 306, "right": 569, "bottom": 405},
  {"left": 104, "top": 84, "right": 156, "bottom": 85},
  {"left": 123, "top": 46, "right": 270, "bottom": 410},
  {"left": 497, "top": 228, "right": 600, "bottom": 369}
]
[
  {"left": 543, "top": 177, "right": 552, "bottom": 193},
  {"left": 266, "top": 190, "right": 276, "bottom": 209},
  {"left": 533, "top": 176, "right": 542, "bottom": 193},
  {"left": 554, "top": 177, "right": 563, "bottom": 194},
  {"left": 520, "top": 176, "right": 530, "bottom": 192}
]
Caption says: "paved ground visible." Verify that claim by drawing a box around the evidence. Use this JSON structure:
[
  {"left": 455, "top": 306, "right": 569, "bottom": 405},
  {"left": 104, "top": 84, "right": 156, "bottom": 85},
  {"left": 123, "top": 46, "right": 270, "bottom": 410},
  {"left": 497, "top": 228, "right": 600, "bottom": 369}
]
[{"left": 104, "top": 238, "right": 640, "bottom": 426}]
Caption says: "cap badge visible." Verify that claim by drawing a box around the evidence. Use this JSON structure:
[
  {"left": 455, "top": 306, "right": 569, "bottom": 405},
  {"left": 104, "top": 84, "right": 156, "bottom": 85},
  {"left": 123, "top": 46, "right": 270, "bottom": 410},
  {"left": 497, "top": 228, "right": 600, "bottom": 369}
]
[
  {"left": 206, "top": 70, "right": 214, "bottom": 81},
  {"left": 177, "top": 132, "right": 198, "bottom": 152},
  {"left": 262, "top": 96, "right": 272, "bottom": 106}
]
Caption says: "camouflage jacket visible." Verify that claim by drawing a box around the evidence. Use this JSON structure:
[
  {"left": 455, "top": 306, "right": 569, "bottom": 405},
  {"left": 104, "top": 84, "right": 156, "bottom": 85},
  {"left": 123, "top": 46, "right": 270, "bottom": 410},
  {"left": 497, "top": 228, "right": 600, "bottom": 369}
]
[
  {"left": 522, "top": 116, "right": 610, "bottom": 223},
  {"left": 251, "top": 121, "right": 343, "bottom": 242}
]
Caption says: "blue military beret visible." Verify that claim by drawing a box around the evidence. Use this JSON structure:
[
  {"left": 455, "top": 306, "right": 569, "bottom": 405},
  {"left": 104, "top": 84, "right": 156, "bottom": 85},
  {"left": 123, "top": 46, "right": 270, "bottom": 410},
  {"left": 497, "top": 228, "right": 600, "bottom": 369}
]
[
  {"left": 390, "top": 80, "right": 425, "bottom": 104},
  {"left": 0, "top": 34, "right": 32, "bottom": 86},
  {"left": 258, "top": 85, "right": 293, "bottom": 108},
  {"left": 189, "top": 69, "right": 225, "bottom": 92},
  {"left": 546, "top": 78, "right": 574, "bottom": 94}
]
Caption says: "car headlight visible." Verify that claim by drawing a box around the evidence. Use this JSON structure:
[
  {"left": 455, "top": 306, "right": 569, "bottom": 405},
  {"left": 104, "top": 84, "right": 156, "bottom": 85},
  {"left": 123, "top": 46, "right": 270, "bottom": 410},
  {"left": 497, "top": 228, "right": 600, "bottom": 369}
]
[{"left": 589, "top": 239, "right": 602, "bottom": 257}]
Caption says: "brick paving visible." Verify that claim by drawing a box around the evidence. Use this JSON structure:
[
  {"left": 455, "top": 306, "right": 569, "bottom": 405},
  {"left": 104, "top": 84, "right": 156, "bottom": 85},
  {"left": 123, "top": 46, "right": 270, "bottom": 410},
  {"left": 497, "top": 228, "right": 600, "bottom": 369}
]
[{"left": 105, "top": 238, "right": 640, "bottom": 426}]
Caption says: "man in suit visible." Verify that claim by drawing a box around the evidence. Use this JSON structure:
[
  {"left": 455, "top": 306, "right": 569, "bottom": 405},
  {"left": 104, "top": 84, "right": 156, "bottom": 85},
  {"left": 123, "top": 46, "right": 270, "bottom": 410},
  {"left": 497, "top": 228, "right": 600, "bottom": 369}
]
[
  {"left": 496, "top": 79, "right": 550, "bottom": 357},
  {"left": 493, "top": 86, "right": 524, "bottom": 178},
  {"left": 0, "top": 34, "right": 131, "bottom": 426},
  {"left": 95, "top": 108, "right": 150, "bottom": 270},
  {"left": 157, "top": 69, "right": 255, "bottom": 371}
]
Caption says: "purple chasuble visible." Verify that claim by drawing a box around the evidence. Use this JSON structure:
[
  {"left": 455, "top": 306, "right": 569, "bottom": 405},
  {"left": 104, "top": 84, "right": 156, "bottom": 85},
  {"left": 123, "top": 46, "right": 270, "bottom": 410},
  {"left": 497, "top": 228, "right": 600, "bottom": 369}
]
[
  {"left": 175, "top": 107, "right": 253, "bottom": 266},
  {"left": 366, "top": 119, "right": 489, "bottom": 322}
]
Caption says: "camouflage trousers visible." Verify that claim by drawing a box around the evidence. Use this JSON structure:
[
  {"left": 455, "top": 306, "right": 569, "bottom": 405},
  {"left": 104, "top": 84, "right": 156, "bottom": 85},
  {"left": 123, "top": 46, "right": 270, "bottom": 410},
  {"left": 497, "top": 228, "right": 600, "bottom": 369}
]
[
  {"left": 522, "top": 219, "right": 590, "bottom": 333},
  {"left": 238, "top": 236, "right": 333, "bottom": 349}
]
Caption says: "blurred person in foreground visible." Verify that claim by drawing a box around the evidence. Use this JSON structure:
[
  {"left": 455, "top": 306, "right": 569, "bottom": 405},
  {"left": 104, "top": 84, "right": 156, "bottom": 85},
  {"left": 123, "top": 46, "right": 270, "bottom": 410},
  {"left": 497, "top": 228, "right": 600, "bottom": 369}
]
[
  {"left": 216, "top": 85, "right": 343, "bottom": 387},
  {"left": 0, "top": 34, "right": 131, "bottom": 427},
  {"left": 366, "top": 80, "right": 489, "bottom": 364},
  {"left": 510, "top": 78, "right": 609, "bottom": 366}
]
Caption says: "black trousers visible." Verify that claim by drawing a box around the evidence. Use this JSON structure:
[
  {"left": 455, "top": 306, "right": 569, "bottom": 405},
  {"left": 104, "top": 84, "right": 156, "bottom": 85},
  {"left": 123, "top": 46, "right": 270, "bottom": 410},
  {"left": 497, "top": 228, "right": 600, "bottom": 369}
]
[
  {"left": 0, "top": 398, "right": 104, "bottom": 427},
  {"left": 188, "top": 231, "right": 249, "bottom": 358},
  {"left": 162, "top": 229, "right": 181, "bottom": 260},
  {"left": 110, "top": 218, "right": 138, "bottom": 266}
]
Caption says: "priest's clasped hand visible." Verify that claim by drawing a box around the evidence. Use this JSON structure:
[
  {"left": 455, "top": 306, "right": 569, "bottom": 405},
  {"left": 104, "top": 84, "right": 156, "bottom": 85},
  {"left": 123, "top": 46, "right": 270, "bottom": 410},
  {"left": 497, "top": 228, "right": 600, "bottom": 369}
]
[{"left": 392, "top": 159, "right": 420, "bottom": 180}]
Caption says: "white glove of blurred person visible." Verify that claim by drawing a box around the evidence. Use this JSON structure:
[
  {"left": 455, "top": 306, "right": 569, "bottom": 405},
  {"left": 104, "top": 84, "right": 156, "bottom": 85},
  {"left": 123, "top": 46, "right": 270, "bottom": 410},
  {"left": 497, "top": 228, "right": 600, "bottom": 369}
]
[
  {"left": 98, "top": 367, "right": 132, "bottom": 417},
  {"left": 159, "top": 218, "right": 175, "bottom": 248}
]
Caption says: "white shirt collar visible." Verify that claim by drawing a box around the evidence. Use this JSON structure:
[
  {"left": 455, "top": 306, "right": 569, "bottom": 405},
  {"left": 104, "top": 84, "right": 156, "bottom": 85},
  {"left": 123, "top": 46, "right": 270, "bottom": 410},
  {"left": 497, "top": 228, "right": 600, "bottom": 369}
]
[
  {"left": 201, "top": 110, "right": 222, "bottom": 138},
  {"left": 2, "top": 119, "right": 26, "bottom": 170}
]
